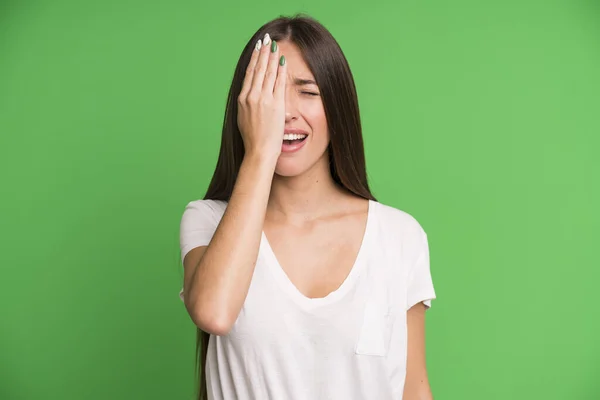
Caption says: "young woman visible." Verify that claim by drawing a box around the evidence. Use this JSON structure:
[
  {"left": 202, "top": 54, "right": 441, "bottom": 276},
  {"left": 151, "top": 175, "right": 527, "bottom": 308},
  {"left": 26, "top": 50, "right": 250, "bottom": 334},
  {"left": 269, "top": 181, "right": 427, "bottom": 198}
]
[{"left": 179, "top": 14, "right": 436, "bottom": 400}]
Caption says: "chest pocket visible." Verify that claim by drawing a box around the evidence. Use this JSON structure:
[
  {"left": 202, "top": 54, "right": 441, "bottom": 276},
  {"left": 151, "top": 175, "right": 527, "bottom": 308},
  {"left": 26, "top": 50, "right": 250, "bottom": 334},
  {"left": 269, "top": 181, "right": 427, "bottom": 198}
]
[
  {"left": 355, "top": 298, "right": 392, "bottom": 356},
  {"left": 354, "top": 261, "right": 394, "bottom": 357}
]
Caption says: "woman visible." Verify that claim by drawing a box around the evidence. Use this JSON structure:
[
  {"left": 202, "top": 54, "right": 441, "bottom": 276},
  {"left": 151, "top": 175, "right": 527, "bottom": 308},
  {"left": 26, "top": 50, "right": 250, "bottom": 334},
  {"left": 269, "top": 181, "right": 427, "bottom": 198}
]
[{"left": 179, "top": 14, "right": 436, "bottom": 400}]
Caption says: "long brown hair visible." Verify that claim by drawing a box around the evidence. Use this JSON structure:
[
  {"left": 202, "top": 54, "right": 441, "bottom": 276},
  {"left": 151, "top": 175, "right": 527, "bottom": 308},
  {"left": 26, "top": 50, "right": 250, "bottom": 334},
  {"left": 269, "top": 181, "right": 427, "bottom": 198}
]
[{"left": 195, "top": 14, "right": 376, "bottom": 400}]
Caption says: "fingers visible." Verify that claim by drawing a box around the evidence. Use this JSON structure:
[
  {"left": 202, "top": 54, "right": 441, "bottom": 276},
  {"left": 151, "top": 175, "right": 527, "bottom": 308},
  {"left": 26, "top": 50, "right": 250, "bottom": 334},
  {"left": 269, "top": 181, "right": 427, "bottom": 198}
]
[
  {"left": 248, "top": 34, "right": 273, "bottom": 98},
  {"left": 273, "top": 54, "right": 287, "bottom": 99},
  {"left": 239, "top": 38, "right": 261, "bottom": 100},
  {"left": 262, "top": 39, "right": 281, "bottom": 93},
  {"left": 239, "top": 33, "right": 285, "bottom": 104}
]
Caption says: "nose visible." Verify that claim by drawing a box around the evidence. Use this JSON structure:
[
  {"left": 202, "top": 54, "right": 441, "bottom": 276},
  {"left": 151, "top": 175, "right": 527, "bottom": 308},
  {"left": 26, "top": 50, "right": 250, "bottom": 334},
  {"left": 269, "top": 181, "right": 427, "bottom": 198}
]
[{"left": 284, "top": 90, "right": 298, "bottom": 123}]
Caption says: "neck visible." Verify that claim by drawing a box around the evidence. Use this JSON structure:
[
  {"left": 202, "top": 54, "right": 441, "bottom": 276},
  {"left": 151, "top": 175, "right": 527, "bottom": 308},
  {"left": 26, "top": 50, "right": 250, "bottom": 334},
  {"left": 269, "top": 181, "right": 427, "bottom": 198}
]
[{"left": 267, "top": 157, "right": 347, "bottom": 224}]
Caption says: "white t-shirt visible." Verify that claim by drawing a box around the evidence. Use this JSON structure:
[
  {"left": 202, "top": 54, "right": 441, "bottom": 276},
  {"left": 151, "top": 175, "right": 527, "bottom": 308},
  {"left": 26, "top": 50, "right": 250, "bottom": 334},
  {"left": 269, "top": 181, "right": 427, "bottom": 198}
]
[{"left": 179, "top": 199, "right": 436, "bottom": 400}]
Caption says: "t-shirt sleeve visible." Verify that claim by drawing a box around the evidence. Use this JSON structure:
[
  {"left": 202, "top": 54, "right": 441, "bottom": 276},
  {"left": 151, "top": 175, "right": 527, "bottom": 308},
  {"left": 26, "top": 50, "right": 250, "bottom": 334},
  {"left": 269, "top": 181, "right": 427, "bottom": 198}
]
[
  {"left": 179, "top": 200, "right": 222, "bottom": 264},
  {"left": 179, "top": 200, "right": 224, "bottom": 301},
  {"left": 406, "top": 227, "right": 436, "bottom": 310}
]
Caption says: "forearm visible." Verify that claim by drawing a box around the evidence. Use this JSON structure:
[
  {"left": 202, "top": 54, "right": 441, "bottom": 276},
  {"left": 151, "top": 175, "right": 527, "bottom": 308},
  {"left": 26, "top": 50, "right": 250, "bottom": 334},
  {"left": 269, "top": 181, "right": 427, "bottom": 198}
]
[
  {"left": 402, "top": 378, "right": 433, "bottom": 400},
  {"left": 188, "top": 152, "right": 277, "bottom": 333}
]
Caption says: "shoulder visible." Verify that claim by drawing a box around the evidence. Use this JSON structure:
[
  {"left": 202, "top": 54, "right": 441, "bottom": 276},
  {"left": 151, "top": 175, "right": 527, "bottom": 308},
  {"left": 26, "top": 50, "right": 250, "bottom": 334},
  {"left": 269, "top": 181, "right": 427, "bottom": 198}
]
[
  {"left": 181, "top": 199, "right": 228, "bottom": 226},
  {"left": 179, "top": 199, "right": 228, "bottom": 265},
  {"left": 184, "top": 198, "right": 228, "bottom": 214},
  {"left": 371, "top": 200, "right": 428, "bottom": 264},
  {"left": 372, "top": 200, "right": 427, "bottom": 239}
]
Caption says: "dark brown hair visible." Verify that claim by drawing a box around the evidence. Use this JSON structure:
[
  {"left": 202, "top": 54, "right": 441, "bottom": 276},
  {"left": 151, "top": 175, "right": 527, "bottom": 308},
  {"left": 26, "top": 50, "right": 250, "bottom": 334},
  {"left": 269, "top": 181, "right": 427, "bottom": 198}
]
[{"left": 195, "top": 14, "right": 376, "bottom": 400}]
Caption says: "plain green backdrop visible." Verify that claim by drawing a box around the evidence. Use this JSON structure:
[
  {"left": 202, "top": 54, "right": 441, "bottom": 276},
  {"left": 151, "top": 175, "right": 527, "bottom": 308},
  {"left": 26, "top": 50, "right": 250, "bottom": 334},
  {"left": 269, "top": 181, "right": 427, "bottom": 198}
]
[{"left": 1, "top": 0, "right": 598, "bottom": 399}]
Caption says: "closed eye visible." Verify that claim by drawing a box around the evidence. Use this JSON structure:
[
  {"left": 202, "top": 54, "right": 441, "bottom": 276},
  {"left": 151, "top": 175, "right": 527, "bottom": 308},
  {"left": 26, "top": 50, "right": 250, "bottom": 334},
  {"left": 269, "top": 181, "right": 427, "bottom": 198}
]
[{"left": 301, "top": 91, "right": 320, "bottom": 96}]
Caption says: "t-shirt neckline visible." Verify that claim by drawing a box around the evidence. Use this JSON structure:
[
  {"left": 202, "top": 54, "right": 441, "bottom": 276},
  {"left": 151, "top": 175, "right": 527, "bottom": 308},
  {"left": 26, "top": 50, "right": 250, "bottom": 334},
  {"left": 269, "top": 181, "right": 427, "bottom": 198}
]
[{"left": 260, "top": 199, "right": 377, "bottom": 310}]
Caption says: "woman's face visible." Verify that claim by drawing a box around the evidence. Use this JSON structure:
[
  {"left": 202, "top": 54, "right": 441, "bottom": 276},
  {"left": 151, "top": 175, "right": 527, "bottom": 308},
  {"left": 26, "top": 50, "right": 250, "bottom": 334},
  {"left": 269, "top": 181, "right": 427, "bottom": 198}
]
[{"left": 274, "top": 40, "right": 330, "bottom": 178}]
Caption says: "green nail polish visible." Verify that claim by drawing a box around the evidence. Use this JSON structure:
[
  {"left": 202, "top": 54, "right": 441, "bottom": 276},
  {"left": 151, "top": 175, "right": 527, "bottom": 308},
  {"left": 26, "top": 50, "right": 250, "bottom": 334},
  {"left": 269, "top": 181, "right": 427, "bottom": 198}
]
[
  {"left": 271, "top": 40, "right": 277, "bottom": 53},
  {"left": 279, "top": 55, "right": 285, "bottom": 66}
]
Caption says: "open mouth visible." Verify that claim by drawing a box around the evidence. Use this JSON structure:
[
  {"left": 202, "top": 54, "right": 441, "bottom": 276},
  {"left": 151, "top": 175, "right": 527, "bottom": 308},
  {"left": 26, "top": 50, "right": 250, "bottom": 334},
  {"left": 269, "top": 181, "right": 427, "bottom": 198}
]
[{"left": 282, "top": 133, "right": 308, "bottom": 145}]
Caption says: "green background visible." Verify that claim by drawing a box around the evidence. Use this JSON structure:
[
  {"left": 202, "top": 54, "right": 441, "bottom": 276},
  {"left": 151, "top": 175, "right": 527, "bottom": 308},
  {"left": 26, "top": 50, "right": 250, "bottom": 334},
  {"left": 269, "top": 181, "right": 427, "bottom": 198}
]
[{"left": 1, "top": 0, "right": 598, "bottom": 399}]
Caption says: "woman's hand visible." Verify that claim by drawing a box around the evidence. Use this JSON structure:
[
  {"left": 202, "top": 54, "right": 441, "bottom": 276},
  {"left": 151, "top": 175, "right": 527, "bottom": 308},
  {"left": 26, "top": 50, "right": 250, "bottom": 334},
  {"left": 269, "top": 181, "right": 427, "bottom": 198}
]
[
  {"left": 184, "top": 35, "right": 288, "bottom": 336},
  {"left": 237, "top": 33, "right": 287, "bottom": 162}
]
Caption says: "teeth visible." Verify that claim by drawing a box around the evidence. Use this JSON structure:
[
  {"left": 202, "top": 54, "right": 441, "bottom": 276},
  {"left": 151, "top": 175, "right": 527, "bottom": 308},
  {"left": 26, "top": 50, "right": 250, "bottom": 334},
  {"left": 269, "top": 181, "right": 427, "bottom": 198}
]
[{"left": 283, "top": 133, "right": 307, "bottom": 141}]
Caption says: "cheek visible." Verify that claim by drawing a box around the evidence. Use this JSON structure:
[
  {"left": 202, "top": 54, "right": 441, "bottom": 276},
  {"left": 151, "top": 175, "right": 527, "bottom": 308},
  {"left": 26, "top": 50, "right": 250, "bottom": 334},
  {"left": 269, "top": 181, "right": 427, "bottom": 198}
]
[{"left": 303, "top": 103, "right": 329, "bottom": 143}]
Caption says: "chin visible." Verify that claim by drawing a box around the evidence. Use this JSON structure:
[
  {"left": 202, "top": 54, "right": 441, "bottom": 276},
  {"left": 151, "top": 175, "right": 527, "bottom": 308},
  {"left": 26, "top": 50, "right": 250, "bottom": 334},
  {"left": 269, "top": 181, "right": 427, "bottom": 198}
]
[
  {"left": 274, "top": 149, "right": 329, "bottom": 178},
  {"left": 274, "top": 159, "right": 307, "bottom": 177}
]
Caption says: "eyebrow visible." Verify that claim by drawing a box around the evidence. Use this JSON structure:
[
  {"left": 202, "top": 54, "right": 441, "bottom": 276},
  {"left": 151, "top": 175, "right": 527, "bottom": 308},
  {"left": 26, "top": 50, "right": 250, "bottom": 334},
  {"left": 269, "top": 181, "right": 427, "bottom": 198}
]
[{"left": 293, "top": 78, "right": 317, "bottom": 86}]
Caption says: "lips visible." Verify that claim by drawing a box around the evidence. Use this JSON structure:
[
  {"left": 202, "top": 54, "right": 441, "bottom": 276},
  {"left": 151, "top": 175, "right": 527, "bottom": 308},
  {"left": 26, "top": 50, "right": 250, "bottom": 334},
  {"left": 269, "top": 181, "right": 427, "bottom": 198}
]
[{"left": 281, "top": 128, "right": 309, "bottom": 153}]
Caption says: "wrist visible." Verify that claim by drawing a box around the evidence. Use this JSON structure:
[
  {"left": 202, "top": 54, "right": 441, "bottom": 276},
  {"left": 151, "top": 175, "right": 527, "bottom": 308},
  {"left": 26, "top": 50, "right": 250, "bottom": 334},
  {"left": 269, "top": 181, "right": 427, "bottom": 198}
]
[{"left": 242, "top": 151, "right": 279, "bottom": 172}]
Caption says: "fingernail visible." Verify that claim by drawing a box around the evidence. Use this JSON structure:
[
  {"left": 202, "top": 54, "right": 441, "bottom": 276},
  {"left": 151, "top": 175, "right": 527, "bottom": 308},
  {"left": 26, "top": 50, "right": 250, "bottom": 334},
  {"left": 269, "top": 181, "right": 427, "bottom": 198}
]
[
  {"left": 255, "top": 39, "right": 262, "bottom": 51},
  {"left": 263, "top": 33, "right": 271, "bottom": 46},
  {"left": 279, "top": 55, "right": 285, "bottom": 66},
  {"left": 271, "top": 40, "right": 277, "bottom": 53}
]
